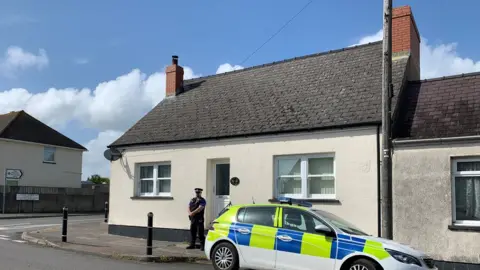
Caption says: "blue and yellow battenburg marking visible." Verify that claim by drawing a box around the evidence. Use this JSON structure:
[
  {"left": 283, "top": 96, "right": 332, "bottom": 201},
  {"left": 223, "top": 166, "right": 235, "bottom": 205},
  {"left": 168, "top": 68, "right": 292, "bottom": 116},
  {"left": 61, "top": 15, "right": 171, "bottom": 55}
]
[{"left": 206, "top": 207, "right": 390, "bottom": 261}]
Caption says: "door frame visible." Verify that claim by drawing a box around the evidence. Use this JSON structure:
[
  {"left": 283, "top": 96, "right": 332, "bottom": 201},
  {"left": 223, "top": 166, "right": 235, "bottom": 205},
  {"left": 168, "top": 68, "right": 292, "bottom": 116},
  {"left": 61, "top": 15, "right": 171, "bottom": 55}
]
[{"left": 211, "top": 159, "right": 231, "bottom": 218}]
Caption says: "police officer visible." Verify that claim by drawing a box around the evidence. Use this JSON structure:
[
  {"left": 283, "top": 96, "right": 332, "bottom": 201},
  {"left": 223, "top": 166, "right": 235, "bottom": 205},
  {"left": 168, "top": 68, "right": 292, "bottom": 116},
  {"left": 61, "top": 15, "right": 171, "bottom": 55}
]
[{"left": 187, "top": 188, "right": 206, "bottom": 250}]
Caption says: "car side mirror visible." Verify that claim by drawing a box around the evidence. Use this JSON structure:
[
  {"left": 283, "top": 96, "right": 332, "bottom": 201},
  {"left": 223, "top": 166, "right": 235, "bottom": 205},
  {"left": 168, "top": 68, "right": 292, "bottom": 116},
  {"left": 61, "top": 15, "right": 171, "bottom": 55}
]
[{"left": 315, "top": 224, "right": 333, "bottom": 235}]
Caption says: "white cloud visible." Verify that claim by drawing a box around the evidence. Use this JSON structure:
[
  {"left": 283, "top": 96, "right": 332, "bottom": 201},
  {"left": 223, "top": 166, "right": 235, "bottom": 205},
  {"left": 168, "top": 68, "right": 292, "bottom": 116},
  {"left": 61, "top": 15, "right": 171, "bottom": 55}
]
[
  {"left": 353, "top": 30, "right": 383, "bottom": 46},
  {"left": 0, "top": 67, "right": 200, "bottom": 131},
  {"left": 0, "top": 46, "right": 49, "bottom": 78},
  {"left": 216, "top": 63, "right": 244, "bottom": 74},
  {"left": 354, "top": 30, "right": 480, "bottom": 79},
  {"left": 82, "top": 130, "right": 124, "bottom": 179},
  {"left": 1, "top": 62, "right": 241, "bottom": 177},
  {"left": 74, "top": 58, "right": 89, "bottom": 65}
]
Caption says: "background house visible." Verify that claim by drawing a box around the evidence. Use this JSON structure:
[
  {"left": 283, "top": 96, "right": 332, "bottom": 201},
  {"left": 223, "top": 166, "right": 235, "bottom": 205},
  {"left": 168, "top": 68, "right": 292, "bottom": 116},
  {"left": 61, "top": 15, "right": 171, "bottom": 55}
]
[
  {"left": 106, "top": 6, "right": 420, "bottom": 243},
  {"left": 0, "top": 110, "right": 86, "bottom": 188},
  {"left": 393, "top": 72, "right": 480, "bottom": 267}
]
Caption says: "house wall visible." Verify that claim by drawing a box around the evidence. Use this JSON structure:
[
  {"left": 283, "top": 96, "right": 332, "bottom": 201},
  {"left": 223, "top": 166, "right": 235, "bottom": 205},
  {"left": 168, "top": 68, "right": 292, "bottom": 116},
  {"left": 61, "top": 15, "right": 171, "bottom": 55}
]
[
  {"left": 109, "top": 126, "right": 381, "bottom": 241},
  {"left": 393, "top": 142, "right": 480, "bottom": 264},
  {"left": 0, "top": 139, "right": 83, "bottom": 188}
]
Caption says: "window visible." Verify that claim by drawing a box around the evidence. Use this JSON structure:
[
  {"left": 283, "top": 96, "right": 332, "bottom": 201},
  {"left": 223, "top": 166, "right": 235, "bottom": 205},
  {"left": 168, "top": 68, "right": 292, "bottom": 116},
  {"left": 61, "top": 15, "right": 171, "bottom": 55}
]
[
  {"left": 138, "top": 163, "right": 171, "bottom": 197},
  {"left": 452, "top": 158, "right": 480, "bottom": 226},
  {"left": 282, "top": 207, "right": 325, "bottom": 234},
  {"left": 275, "top": 154, "right": 335, "bottom": 199},
  {"left": 43, "top": 147, "right": 56, "bottom": 163},
  {"left": 237, "top": 207, "right": 276, "bottom": 227}
]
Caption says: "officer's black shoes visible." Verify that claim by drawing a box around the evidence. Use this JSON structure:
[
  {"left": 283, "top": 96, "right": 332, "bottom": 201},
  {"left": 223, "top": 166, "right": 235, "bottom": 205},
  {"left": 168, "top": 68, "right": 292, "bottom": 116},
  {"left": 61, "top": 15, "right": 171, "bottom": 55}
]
[
  {"left": 200, "top": 246, "right": 204, "bottom": 251},
  {"left": 186, "top": 245, "right": 195, "bottom": 249}
]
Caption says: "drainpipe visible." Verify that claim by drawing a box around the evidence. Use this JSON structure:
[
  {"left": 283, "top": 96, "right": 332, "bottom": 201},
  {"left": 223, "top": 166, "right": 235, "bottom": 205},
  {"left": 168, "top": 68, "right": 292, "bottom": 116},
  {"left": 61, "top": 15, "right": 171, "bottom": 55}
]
[{"left": 376, "top": 125, "right": 381, "bottom": 237}]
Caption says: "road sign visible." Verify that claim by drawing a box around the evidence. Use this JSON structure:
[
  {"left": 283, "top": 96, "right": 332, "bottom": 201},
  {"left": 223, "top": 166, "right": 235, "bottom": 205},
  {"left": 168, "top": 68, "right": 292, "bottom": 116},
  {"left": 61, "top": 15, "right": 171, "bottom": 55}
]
[
  {"left": 16, "top": 194, "right": 39, "bottom": 201},
  {"left": 5, "top": 169, "right": 23, "bottom": 180}
]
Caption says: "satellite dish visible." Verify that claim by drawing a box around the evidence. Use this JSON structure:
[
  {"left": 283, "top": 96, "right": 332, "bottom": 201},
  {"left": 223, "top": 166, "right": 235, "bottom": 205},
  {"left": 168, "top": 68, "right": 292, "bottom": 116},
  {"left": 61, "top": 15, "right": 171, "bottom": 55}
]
[{"left": 103, "top": 148, "right": 122, "bottom": 161}]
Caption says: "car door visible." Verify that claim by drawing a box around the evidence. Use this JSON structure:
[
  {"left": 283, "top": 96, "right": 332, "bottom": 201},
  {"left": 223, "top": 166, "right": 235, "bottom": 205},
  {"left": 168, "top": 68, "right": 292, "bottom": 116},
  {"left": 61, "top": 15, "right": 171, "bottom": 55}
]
[
  {"left": 275, "top": 207, "right": 336, "bottom": 270},
  {"left": 234, "top": 206, "right": 278, "bottom": 269}
]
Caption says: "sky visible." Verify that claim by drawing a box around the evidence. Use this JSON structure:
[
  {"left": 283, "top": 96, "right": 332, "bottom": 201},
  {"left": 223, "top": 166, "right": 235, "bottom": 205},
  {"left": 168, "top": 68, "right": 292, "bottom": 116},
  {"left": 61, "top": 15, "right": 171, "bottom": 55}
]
[{"left": 1, "top": 0, "right": 479, "bottom": 180}]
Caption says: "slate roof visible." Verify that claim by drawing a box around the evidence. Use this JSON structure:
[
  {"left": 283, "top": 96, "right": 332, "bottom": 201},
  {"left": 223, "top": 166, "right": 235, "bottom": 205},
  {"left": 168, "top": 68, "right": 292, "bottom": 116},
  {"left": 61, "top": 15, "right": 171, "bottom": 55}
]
[
  {"left": 0, "top": 111, "right": 87, "bottom": 150},
  {"left": 110, "top": 41, "right": 410, "bottom": 147},
  {"left": 395, "top": 72, "right": 480, "bottom": 140}
]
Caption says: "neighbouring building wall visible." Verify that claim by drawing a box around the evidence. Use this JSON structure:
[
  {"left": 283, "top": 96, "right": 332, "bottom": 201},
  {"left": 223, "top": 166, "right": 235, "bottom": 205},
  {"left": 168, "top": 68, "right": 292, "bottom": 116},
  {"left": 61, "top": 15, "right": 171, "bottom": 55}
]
[
  {"left": 393, "top": 142, "right": 480, "bottom": 264},
  {"left": 0, "top": 140, "right": 83, "bottom": 188},
  {"left": 109, "top": 126, "right": 380, "bottom": 239}
]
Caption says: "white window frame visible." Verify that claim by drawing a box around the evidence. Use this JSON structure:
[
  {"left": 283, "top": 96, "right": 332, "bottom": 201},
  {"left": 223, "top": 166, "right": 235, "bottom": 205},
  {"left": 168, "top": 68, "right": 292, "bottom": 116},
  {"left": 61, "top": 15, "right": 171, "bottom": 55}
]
[
  {"left": 451, "top": 157, "right": 480, "bottom": 227},
  {"left": 43, "top": 146, "right": 56, "bottom": 163},
  {"left": 137, "top": 162, "right": 172, "bottom": 197},
  {"left": 274, "top": 153, "right": 336, "bottom": 200}
]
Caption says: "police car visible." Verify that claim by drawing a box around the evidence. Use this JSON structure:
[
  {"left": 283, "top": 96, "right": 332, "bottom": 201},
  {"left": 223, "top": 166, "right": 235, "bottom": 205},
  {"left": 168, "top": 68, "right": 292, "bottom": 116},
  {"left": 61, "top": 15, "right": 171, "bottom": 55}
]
[{"left": 205, "top": 197, "right": 436, "bottom": 270}]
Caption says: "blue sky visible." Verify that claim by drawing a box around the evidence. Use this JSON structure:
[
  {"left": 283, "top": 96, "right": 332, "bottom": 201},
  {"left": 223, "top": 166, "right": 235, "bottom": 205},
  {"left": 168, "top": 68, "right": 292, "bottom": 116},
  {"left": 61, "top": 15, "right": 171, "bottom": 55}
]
[{"left": 1, "top": 0, "right": 479, "bottom": 179}]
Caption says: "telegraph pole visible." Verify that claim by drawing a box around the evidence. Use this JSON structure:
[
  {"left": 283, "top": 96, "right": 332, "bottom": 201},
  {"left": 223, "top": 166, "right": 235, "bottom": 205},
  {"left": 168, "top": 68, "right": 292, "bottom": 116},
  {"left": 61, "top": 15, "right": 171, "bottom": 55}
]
[{"left": 381, "top": 0, "right": 393, "bottom": 240}]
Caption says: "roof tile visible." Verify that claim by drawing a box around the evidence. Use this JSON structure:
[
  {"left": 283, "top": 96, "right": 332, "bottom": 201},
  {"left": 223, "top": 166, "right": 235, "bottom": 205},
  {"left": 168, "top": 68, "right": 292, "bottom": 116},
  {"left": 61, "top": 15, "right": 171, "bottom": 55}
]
[
  {"left": 395, "top": 72, "right": 480, "bottom": 140},
  {"left": 111, "top": 42, "right": 409, "bottom": 147}
]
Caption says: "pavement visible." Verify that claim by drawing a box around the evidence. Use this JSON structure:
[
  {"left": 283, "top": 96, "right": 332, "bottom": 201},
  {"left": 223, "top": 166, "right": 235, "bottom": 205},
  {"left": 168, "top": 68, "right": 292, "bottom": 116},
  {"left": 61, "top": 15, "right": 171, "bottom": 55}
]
[
  {"left": 22, "top": 218, "right": 208, "bottom": 264},
  {"left": 0, "top": 215, "right": 211, "bottom": 269}
]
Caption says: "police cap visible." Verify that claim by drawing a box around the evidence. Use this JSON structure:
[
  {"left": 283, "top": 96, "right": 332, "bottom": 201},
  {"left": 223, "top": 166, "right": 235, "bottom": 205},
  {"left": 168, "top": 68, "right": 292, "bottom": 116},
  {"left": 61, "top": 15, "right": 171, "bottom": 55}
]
[{"left": 194, "top": 188, "right": 203, "bottom": 193}]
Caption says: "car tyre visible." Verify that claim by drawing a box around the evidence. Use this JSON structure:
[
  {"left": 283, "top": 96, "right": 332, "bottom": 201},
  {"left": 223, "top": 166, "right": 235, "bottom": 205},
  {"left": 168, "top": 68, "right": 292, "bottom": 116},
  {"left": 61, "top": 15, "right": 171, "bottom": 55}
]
[
  {"left": 348, "top": 258, "right": 378, "bottom": 270},
  {"left": 211, "top": 242, "right": 239, "bottom": 270}
]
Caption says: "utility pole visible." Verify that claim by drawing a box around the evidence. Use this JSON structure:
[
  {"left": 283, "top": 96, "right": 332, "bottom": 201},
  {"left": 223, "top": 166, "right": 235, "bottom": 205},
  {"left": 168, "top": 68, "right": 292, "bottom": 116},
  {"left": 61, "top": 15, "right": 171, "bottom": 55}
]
[{"left": 381, "top": 0, "right": 393, "bottom": 240}]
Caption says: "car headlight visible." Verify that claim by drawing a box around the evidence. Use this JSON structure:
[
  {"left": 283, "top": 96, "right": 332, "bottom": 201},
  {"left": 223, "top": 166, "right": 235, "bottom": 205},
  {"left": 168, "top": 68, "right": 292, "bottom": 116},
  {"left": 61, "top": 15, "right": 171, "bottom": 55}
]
[{"left": 386, "top": 249, "right": 422, "bottom": 267}]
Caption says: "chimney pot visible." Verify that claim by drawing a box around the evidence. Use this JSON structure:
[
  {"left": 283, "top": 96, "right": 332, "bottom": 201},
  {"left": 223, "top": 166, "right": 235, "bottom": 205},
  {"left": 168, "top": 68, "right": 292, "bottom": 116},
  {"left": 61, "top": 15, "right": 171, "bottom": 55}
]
[{"left": 172, "top": 55, "right": 179, "bottom": 65}]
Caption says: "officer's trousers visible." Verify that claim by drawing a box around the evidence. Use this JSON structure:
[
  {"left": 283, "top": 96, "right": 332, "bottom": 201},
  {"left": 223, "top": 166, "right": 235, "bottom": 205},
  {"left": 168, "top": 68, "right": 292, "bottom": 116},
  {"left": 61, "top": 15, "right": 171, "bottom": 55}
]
[{"left": 189, "top": 218, "right": 205, "bottom": 246}]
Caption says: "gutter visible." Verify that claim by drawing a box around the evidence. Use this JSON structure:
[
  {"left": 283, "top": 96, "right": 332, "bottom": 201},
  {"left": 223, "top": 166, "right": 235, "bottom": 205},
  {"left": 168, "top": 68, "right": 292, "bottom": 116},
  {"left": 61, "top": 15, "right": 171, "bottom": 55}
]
[
  {"left": 376, "top": 125, "right": 381, "bottom": 237},
  {"left": 393, "top": 135, "right": 480, "bottom": 146},
  {"left": 109, "top": 121, "right": 381, "bottom": 149}
]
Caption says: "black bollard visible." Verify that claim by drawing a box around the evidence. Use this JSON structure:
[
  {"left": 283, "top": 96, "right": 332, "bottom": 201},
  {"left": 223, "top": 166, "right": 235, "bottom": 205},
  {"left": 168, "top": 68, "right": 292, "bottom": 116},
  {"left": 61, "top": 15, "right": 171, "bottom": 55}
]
[
  {"left": 104, "top": 201, "right": 109, "bottom": 223},
  {"left": 147, "top": 212, "right": 153, "bottom": 255},
  {"left": 62, "top": 206, "right": 68, "bottom": 242}
]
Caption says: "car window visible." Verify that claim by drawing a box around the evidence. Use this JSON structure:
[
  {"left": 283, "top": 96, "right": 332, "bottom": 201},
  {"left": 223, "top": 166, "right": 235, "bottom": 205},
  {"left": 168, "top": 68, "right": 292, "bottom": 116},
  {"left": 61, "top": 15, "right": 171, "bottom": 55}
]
[
  {"left": 312, "top": 209, "right": 369, "bottom": 236},
  {"left": 236, "top": 207, "right": 246, "bottom": 222},
  {"left": 282, "top": 207, "right": 325, "bottom": 234},
  {"left": 239, "top": 206, "right": 276, "bottom": 227}
]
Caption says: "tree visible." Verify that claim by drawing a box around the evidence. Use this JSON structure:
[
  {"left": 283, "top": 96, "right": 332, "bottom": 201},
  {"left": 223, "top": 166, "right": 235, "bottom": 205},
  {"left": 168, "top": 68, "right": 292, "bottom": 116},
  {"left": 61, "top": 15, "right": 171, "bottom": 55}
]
[{"left": 87, "top": 174, "right": 110, "bottom": 184}]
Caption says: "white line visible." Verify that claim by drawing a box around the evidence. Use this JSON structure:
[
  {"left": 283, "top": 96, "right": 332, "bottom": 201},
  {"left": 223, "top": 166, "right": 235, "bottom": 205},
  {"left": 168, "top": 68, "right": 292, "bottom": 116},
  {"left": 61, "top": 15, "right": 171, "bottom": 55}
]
[
  {"left": 0, "top": 237, "right": 10, "bottom": 240},
  {"left": 0, "top": 235, "right": 9, "bottom": 238},
  {"left": 12, "top": 240, "right": 26, "bottom": 243},
  {"left": 0, "top": 223, "right": 31, "bottom": 227}
]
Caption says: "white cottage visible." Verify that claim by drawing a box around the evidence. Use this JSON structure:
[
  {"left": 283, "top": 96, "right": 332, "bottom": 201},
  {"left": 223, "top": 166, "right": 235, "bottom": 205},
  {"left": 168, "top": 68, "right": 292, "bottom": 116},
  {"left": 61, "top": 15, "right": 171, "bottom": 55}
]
[{"left": 107, "top": 6, "right": 421, "bottom": 243}]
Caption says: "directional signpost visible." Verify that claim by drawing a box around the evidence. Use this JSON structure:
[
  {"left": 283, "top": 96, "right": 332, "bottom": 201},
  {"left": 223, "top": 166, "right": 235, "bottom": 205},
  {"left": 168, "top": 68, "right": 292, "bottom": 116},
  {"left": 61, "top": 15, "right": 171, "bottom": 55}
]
[{"left": 3, "top": 169, "right": 23, "bottom": 214}]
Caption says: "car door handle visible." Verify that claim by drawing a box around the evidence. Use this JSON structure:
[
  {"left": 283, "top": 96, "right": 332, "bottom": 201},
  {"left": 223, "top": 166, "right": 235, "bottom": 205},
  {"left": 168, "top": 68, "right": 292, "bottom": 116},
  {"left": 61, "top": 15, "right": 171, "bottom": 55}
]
[
  {"left": 237, "top": 228, "right": 251, "bottom": 234},
  {"left": 277, "top": 235, "right": 292, "bottom": 242}
]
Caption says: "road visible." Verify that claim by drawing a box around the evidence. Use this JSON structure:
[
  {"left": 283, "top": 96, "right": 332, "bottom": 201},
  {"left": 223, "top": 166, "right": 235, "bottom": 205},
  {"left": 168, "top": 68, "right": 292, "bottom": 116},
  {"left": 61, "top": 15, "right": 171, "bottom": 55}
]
[{"left": 0, "top": 216, "right": 212, "bottom": 270}]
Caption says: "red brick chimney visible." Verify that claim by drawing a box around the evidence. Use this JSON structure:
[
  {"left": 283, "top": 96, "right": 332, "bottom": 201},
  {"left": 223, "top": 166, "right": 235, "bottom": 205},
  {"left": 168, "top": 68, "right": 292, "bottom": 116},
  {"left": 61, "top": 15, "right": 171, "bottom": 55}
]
[
  {"left": 165, "top": 55, "right": 184, "bottom": 97},
  {"left": 393, "top": 6, "right": 421, "bottom": 80}
]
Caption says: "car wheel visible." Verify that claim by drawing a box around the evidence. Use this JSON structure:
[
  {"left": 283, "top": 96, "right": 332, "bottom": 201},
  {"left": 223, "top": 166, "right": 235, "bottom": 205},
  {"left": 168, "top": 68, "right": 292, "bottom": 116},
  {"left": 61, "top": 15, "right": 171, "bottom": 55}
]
[
  {"left": 211, "top": 242, "right": 239, "bottom": 270},
  {"left": 348, "top": 258, "right": 378, "bottom": 270}
]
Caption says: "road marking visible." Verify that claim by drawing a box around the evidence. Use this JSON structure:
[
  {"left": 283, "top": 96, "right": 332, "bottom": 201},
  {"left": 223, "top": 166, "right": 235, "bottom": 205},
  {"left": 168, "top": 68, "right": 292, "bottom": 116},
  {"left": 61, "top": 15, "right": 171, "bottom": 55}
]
[
  {"left": 0, "top": 237, "right": 10, "bottom": 240},
  {"left": 12, "top": 240, "right": 26, "bottom": 243},
  {"left": 0, "top": 223, "right": 31, "bottom": 227},
  {"left": 0, "top": 234, "right": 10, "bottom": 238}
]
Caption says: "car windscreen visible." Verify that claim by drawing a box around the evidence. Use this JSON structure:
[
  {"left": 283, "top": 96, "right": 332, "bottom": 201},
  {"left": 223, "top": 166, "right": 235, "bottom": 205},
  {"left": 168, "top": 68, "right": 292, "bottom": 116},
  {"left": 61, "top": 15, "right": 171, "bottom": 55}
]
[{"left": 312, "top": 209, "right": 369, "bottom": 236}]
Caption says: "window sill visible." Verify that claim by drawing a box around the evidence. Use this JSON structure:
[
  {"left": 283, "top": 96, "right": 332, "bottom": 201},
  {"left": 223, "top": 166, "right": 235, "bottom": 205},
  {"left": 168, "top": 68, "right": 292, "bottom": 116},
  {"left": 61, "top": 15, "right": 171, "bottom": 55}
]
[
  {"left": 43, "top": 161, "right": 56, "bottom": 165},
  {"left": 448, "top": 225, "right": 480, "bottom": 232},
  {"left": 269, "top": 198, "right": 341, "bottom": 204},
  {"left": 130, "top": 196, "right": 174, "bottom": 200}
]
